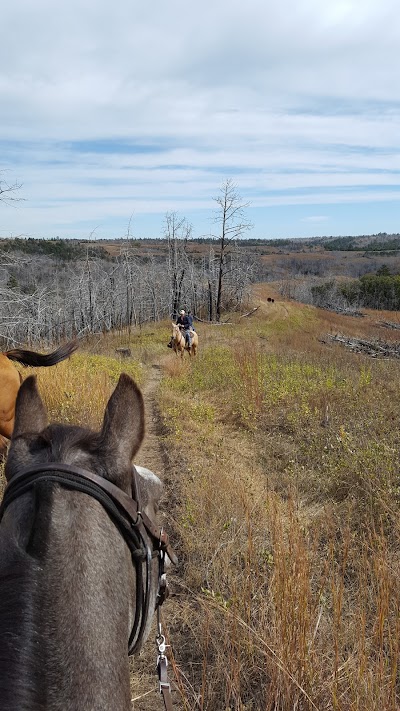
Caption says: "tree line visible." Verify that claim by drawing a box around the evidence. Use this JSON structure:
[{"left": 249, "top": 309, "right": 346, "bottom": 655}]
[
  {"left": 311, "top": 270, "right": 400, "bottom": 312},
  {"left": 0, "top": 179, "right": 255, "bottom": 346}
]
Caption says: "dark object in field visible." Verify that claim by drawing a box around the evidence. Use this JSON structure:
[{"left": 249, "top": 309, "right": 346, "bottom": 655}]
[{"left": 116, "top": 347, "right": 132, "bottom": 357}]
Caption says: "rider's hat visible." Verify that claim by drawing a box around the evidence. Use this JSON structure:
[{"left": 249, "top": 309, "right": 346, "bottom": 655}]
[{"left": 179, "top": 309, "right": 185, "bottom": 315}]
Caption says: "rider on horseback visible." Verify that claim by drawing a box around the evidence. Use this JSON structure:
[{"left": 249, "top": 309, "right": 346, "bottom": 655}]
[{"left": 176, "top": 309, "right": 192, "bottom": 349}]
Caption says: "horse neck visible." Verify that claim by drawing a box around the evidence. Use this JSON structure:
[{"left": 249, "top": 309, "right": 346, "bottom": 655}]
[
  {"left": 174, "top": 328, "right": 184, "bottom": 346},
  {"left": 0, "top": 486, "right": 134, "bottom": 711}
]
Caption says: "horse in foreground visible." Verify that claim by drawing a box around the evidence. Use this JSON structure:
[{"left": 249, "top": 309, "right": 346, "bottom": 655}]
[
  {"left": 170, "top": 322, "right": 198, "bottom": 357},
  {"left": 0, "top": 340, "right": 78, "bottom": 440},
  {"left": 0, "top": 373, "right": 175, "bottom": 711}
]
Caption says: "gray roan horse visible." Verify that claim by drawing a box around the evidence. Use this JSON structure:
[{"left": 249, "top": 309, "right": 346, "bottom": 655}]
[{"left": 0, "top": 373, "right": 176, "bottom": 711}]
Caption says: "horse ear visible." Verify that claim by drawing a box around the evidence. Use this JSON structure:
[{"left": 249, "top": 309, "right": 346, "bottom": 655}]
[
  {"left": 100, "top": 373, "right": 145, "bottom": 463},
  {"left": 12, "top": 375, "right": 48, "bottom": 438}
]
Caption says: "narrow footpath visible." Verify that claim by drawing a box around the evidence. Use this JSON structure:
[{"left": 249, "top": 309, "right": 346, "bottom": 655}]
[{"left": 130, "top": 361, "right": 182, "bottom": 711}]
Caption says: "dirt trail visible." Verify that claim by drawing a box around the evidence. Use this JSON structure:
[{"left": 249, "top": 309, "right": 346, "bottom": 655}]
[
  {"left": 136, "top": 363, "right": 166, "bottom": 476},
  {"left": 130, "top": 359, "right": 182, "bottom": 711},
  {"left": 251, "top": 282, "right": 290, "bottom": 319}
]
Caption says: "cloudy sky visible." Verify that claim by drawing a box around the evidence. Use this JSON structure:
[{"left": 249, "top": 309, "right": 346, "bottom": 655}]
[{"left": 1, "top": 0, "right": 400, "bottom": 240}]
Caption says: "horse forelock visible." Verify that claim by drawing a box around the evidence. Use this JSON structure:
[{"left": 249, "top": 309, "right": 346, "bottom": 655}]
[
  {"left": 0, "top": 494, "right": 49, "bottom": 711},
  {"left": 0, "top": 472, "right": 134, "bottom": 710}
]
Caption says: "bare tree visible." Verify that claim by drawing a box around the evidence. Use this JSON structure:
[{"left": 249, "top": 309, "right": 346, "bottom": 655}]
[
  {"left": 164, "top": 212, "right": 191, "bottom": 317},
  {"left": 212, "top": 179, "right": 253, "bottom": 321},
  {"left": 0, "top": 173, "right": 23, "bottom": 205}
]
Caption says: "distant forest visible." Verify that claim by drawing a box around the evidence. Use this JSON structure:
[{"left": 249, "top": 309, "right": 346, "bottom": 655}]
[
  {"left": 2, "top": 231, "right": 400, "bottom": 346},
  {"left": 0, "top": 234, "right": 255, "bottom": 346}
]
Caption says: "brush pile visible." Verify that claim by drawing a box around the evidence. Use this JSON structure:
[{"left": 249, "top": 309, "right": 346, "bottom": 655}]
[
  {"left": 377, "top": 320, "right": 400, "bottom": 330},
  {"left": 327, "top": 332, "right": 400, "bottom": 358}
]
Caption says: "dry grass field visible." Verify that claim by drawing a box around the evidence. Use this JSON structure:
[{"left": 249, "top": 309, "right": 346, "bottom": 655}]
[{"left": 1, "top": 289, "right": 400, "bottom": 710}]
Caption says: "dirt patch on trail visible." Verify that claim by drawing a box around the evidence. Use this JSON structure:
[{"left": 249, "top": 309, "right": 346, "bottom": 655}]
[
  {"left": 136, "top": 363, "right": 167, "bottom": 476},
  {"left": 130, "top": 361, "right": 183, "bottom": 711}
]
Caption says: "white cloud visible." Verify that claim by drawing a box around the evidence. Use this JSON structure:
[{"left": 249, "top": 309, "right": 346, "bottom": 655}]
[
  {"left": 1, "top": 0, "right": 400, "bottom": 238},
  {"left": 301, "top": 215, "right": 330, "bottom": 223}
]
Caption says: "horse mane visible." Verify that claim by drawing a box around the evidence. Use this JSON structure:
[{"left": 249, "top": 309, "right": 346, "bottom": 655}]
[{"left": 0, "top": 481, "right": 57, "bottom": 710}]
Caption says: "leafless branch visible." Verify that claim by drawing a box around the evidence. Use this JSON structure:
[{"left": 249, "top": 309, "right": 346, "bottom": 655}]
[{"left": 0, "top": 175, "right": 24, "bottom": 205}]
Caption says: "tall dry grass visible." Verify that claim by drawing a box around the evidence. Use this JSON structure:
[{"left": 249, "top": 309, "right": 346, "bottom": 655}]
[
  {"left": 1, "top": 311, "right": 399, "bottom": 710},
  {"left": 159, "top": 304, "right": 400, "bottom": 710},
  {"left": 0, "top": 331, "right": 154, "bottom": 489}
]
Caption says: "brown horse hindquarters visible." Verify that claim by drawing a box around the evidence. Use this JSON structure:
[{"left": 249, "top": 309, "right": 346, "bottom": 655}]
[
  {"left": 0, "top": 355, "right": 22, "bottom": 439},
  {"left": 0, "top": 340, "right": 78, "bottom": 442}
]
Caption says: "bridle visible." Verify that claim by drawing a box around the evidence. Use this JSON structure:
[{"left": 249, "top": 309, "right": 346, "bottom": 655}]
[{"left": 0, "top": 462, "right": 177, "bottom": 709}]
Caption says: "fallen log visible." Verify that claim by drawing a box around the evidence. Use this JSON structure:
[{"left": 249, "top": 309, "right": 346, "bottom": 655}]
[
  {"left": 239, "top": 306, "right": 259, "bottom": 319},
  {"left": 377, "top": 320, "right": 400, "bottom": 330},
  {"left": 193, "top": 316, "right": 233, "bottom": 325},
  {"left": 115, "top": 347, "right": 131, "bottom": 357},
  {"left": 322, "top": 304, "right": 364, "bottom": 317},
  {"left": 326, "top": 333, "right": 400, "bottom": 359}
]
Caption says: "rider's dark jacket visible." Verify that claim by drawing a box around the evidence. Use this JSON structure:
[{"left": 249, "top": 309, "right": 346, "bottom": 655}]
[{"left": 176, "top": 314, "right": 191, "bottom": 329}]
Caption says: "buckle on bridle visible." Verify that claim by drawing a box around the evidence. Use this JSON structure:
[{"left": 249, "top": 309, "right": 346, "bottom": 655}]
[
  {"left": 156, "top": 632, "right": 171, "bottom": 694},
  {"left": 159, "top": 681, "right": 171, "bottom": 693},
  {"left": 158, "top": 528, "right": 179, "bottom": 566},
  {"left": 131, "top": 510, "right": 142, "bottom": 527}
]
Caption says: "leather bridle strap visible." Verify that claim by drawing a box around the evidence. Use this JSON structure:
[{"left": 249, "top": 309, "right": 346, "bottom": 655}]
[
  {"left": 0, "top": 463, "right": 177, "bottom": 656},
  {"left": 0, "top": 463, "right": 153, "bottom": 655},
  {"left": 159, "top": 656, "right": 174, "bottom": 711},
  {"left": 1, "top": 463, "right": 177, "bottom": 564},
  {"left": 0, "top": 462, "right": 177, "bottom": 707}
]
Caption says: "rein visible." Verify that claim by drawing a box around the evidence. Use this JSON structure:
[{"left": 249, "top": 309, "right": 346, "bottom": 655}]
[{"left": 0, "top": 462, "right": 177, "bottom": 708}]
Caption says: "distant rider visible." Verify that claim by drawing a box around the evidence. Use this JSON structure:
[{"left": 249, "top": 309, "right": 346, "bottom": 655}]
[
  {"left": 187, "top": 310, "right": 195, "bottom": 332},
  {"left": 176, "top": 309, "right": 192, "bottom": 349}
]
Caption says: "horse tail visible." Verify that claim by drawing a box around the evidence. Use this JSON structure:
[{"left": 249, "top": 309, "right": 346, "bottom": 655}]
[{"left": 4, "top": 339, "right": 78, "bottom": 367}]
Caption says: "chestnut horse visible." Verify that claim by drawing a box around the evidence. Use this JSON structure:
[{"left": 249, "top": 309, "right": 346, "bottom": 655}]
[
  {"left": 170, "top": 322, "right": 198, "bottom": 358},
  {"left": 0, "top": 341, "right": 77, "bottom": 440},
  {"left": 0, "top": 373, "right": 175, "bottom": 711}
]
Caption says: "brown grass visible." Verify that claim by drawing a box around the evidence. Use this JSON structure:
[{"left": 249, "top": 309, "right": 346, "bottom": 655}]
[
  {"left": 158, "top": 293, "right": 400, "bottom": 710},
  {"left": 1, "top": 302, "right": 400, "bottom": 710}
]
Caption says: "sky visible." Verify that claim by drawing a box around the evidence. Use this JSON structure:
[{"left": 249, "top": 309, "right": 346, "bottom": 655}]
[{"left": 1, "top": 0, "right": 400, "bottom": 241}]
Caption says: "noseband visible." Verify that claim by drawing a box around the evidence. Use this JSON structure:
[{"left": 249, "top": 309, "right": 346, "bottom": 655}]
[{"left": 0, "top": 462, "right": 178, "bottom": 656}]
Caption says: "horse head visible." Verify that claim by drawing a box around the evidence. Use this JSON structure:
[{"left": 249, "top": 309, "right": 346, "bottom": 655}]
[{"left": 0, "top": 374, "right": 173, "bottom": 711}]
